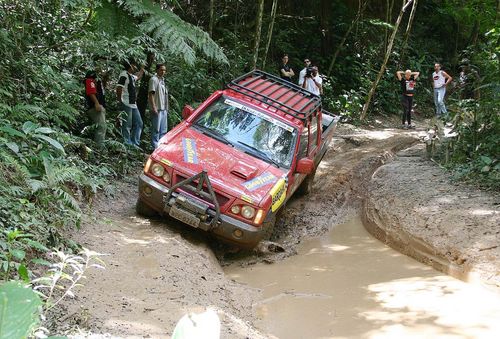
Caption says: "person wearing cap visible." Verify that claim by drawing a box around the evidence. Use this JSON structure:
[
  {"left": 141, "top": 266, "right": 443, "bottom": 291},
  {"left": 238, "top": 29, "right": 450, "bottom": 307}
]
[
  {"left": 396, "top": 69, "right": 420, "bottom": 129},
  {"left": 298, "top": 58, "right": 312, "bottom": 86},
  {"left": 84, "top": 69, "right": 107, "bottom": 147},
  {"left": 432, "top": 63, "right": 452, "bottom": 118}
]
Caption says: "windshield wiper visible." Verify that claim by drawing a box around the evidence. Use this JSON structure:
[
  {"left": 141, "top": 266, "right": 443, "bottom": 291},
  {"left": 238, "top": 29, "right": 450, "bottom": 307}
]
[
  {"left": 193, "top": 124, "right": 232, "bottom": 146},
  {"left": 237, "top": 141, "right": 280, "bottom": 168}
]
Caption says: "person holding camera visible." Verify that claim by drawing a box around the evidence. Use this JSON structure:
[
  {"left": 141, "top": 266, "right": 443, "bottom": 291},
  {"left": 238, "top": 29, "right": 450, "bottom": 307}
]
[{"left": 302, "top": 66, "right": 323, "bottom": 96}]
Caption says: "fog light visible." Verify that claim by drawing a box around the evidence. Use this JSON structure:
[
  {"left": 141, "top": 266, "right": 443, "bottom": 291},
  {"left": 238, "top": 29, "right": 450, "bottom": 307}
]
[
  {"left": 144, "top": 186, "right": 153, "bottom": 195},
  {"left": 233, "top": 229, "right": 243, "bottom": 239}
]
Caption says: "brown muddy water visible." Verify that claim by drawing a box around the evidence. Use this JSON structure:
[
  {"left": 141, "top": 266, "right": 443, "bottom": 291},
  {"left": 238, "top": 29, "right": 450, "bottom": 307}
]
[{"left": 225, "top": 217, "right": 500, "bottom": 339}]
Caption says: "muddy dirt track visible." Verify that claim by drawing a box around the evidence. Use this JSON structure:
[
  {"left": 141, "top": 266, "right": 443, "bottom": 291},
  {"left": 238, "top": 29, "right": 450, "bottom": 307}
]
[{"left": 56, "top": 124, "right": 500, "bottom": 338}]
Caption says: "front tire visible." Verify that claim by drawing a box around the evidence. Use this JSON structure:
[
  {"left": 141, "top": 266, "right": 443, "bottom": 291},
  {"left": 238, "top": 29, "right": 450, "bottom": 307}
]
[
  {"left": 297, "top": 170, "right": 316, "bottom": 195},
  {"left": 136, "top": 198, "right": 157, "bottom": 217}
]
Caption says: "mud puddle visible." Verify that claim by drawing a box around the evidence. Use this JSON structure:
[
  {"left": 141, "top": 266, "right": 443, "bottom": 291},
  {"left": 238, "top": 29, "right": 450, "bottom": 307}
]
[{"left": 225, "top": 216, "right": 500, "bottom": 339}]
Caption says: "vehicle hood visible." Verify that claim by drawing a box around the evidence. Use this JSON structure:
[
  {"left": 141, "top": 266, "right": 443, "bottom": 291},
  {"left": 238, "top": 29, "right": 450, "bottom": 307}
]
[{"left": 154, "top": 126, "right": 287, "bottom": 205}]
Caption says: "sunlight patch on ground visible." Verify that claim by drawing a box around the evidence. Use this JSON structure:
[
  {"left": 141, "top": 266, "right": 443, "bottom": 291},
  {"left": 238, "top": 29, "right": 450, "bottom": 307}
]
[
  {"left": 471, "top": 209, "right": 497, "bottom": 216},
  {"left": 362, "top": 275, "right": 500, "bottom": 338}
]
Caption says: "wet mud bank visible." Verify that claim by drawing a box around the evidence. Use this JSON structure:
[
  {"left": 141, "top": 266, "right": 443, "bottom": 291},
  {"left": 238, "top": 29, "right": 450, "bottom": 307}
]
[{"left": 362, "top": 144, "right": 500, "bottom": 290}]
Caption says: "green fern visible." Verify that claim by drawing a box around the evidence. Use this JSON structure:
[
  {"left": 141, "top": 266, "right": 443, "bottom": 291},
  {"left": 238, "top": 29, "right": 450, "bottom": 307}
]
[{"left": 119, "top": 0, "right": 228, "bottom": 65}]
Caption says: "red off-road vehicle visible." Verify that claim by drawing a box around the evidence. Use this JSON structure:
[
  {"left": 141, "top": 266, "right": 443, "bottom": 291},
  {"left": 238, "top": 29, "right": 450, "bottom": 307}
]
[{"left": 137, "top": 70, "right": 338, "bottom": 248}]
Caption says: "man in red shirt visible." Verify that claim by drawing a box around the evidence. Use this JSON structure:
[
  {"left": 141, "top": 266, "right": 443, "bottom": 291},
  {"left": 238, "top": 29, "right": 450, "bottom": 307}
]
[{"left": 85, "top": 70, "right": 106, "bottom": 147}]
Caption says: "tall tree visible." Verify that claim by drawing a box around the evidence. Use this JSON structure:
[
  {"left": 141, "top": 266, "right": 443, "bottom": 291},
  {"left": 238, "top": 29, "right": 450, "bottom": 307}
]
[
  {"left": 399, "top": 0, "right": 419, "bottom": 64},
  {"left": 262, "top": 0, "right": 279, "bottom": 69},
  {"left": 252, "top": 0, "right": 265, "bottom": 69},
  {"left": 327, "top": 0, "right": 369, "bottom": 76},
  {"left": 209, "top": 0, "right": 215, "bottom": 37},
  {"left": 361, "top": 0, "right": 412, "bottom": 120}
]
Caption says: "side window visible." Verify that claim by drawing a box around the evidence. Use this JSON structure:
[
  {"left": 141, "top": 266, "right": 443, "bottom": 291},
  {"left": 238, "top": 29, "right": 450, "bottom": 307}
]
[
  {"left": 298, "top": 123, "right": 308, "bottom": 159},
  {"left": 309, "top": 114, "right": 318, "bottom": 153}
]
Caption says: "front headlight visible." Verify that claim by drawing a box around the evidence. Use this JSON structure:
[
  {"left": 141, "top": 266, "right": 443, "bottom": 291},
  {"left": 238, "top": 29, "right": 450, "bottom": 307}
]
[
  {"left": 162, "top": 172, "right": 171, "bottom": 183},
  {"left": 231, "top": 205, "right": 241, "bottom": 214},
  {"left": 241, "top": 206, "right": 256, "bottom": 219},
  {"left": 151, "top": 163, "right": 165, "bottom": 177}
]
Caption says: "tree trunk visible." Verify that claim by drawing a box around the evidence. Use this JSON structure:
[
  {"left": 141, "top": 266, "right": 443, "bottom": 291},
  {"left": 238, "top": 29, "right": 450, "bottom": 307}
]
[
  {"left": 327, "top": 0, "right": 368, "bottom": 76},
  {"left": 319, "top": 0, "right": 332, "bottom": 57},
  {"left": 262, "top": 0, "right": 279, "bottom": 69},
  {"left": 252, "top": 0, "right": 265, "bottom": 70},
  {"left": 208, "top": 0, "right": 215, "bottom": 37},
  {"left": 360, "top": 0, "right": 410, "bottom": 121},
  {"left": 400, "top": 0, "right": 419, "bottom": 63}
]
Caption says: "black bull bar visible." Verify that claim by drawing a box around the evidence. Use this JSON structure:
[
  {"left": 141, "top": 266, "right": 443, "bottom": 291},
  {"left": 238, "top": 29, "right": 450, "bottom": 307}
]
[{"left": 163, "top": 171, "right": 221, "bottom": 230}]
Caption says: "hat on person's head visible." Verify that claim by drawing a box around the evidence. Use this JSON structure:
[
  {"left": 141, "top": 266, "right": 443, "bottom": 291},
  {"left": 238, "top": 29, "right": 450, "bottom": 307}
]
[{"left": 85, "top": 70, "right": 96, "bottom": 78}]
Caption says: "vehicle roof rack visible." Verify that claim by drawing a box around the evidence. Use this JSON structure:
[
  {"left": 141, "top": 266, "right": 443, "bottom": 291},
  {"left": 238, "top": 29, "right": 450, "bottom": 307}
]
[{"left": 226, "top": 70, "right": 321, "bottom": 122}]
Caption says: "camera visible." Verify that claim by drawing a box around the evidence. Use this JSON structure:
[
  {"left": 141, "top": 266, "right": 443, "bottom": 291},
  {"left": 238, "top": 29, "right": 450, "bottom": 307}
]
[{"left": 305, "top": 66, "right": 314, "bottom": 78}]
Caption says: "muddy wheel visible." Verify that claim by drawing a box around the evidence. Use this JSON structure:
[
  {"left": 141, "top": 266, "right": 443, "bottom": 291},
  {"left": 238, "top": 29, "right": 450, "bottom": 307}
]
[
  {"left": 261, "top": 214, "right": 276, "bottom": 240},
  {"left": 297, "top": 170, "right": 316, "bottom": 196},
  {"left": 136, "top": 198, "right": 157, "bottom": 217}
]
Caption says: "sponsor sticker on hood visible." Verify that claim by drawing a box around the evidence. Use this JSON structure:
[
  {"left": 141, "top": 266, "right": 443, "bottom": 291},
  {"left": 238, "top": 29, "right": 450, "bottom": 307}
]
[
  {"left": 242, "top": 172, "right": 277, "bottom": 191},
  {"left": 182, "top": 138, "right": 199, "bottom": 164}
]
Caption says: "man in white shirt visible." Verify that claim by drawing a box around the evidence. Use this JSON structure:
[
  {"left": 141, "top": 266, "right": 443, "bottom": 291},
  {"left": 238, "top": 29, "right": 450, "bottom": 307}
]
[
  {"left": 302, "top": 66, "right": 323, "bottom": 96},
  {"left": 298, "top": 58, "right": 312, "bottom": 86},
  {"left": 432, "top": 63, "right": 452, "bottom": 118},
  {"left": 148, "top": 63, "right": 169, "bottom": 149},
  {"left": 116, "top": 60, "right": 145, "bottom": 147}
]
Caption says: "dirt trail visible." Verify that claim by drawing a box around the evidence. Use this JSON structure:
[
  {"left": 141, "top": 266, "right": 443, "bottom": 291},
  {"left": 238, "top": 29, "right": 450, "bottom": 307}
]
[{"left": 56, "top": 123, "right": 499, "bottom": 338}]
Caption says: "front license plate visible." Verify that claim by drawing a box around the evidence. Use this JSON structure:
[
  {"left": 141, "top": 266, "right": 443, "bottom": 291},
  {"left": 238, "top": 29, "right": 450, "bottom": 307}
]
[{"left": 169, "top": 205, "right": 200, "bottom": 228}]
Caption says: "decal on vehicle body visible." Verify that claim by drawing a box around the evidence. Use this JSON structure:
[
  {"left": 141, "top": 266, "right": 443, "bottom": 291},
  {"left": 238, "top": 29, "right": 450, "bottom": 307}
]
[
  {"left": 161, "top": 159, "right": 173, "bottom": 167},
  {"left": 241, "top": 194, "right": 253, "bottom": 204},
  {"left": 242, "top": 172, "right": 276, "bottom": 191},
  {"left": 269, "top": 178, "right": 287, "bottom": 212},
  {"left": 182, "top": 138, "right": 198, "bottom": 164}
]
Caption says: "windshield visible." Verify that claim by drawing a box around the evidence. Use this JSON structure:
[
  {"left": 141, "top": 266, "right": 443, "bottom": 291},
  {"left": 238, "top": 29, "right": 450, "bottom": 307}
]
[{"left": 193, "top": 97, "right": 297, "bottom": 168}]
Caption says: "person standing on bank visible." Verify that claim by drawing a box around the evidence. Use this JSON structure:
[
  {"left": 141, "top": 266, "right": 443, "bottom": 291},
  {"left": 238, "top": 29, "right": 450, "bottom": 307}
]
[
  {"left": 302, "top": 66, "right": 323, "bottom": 96},
  {"left": 279, "top": 54, "right": 295, "bottom": 82},
  {"left": 432, "top": 63, "right": 452, "bottom": 119},
  {"left": 84, "top": 69, "right": 107, "bottom": 148},
  {"left": 396, "top": 69, "right": 420, "bottom": 129},
  {"left": 148, "top": 63, "right": 169, "bottom": 149},
  {"left": 116, "top": 60, "right": 144, "bottom": 147},
  {"left": 298, "top": 58, "right": 312, "bottom": 86}
]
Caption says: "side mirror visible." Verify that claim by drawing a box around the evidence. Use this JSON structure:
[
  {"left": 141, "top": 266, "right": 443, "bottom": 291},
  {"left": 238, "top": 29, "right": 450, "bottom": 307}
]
[
  {"left": 295, "top": 158, "right": 314, "bottom": 175},
  {"left": 182, "top": 105, "right": 194, "bottom": 120}
]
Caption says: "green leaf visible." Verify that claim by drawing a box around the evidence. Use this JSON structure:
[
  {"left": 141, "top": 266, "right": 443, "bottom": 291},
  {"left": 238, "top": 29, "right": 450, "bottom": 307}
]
[
  {"left": 0, "top": 282, "right": 42, "bottom": 339},
  {"left": 4, "top": 142, "right": 19, "bottom": 153},
  {"left": 18, "top": 265, "right": 30, "bottom": 283},
  {"left": 0, "top": 126, "right": 25, "bottom": 138},
  {"left": 34, "top": 127, "right": 54, "bottom": 134},
  {"left": 10, "top": 249, "right": 26, "bottom": 261},
  {"left": 30, "top": 258, "right": 52, "bottom": 267},
  {"left": 22, "top": 121, "right": 38, "bottom": 135},
  {"left": 25, "top": 240, "right": 49, "bottom": 252},
  {"left": 479, "top": 156, "right": 493, "bottom": 165},
  {"left": 34, "top": 134, "right": 65, "bottom": 154}
]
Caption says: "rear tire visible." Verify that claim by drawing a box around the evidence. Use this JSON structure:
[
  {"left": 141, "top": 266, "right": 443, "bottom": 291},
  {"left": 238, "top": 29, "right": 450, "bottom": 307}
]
[
  {"left": 297, "top": 170, "right": 316, "bottom": 196},
  {"left": 136, "top": 198, "right": 157, "bottom": 217}
]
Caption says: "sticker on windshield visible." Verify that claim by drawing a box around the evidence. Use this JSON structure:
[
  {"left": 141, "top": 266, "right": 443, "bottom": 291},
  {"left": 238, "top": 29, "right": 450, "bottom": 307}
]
[
  {"left": 182, "top": 138, "right": 198, "bottom": 164},
  {"left": 242, "top": 172, "right": 277, "bottom": 191},
  {"left": 224, "top": 99, "right": 294, "bottom": 132}
]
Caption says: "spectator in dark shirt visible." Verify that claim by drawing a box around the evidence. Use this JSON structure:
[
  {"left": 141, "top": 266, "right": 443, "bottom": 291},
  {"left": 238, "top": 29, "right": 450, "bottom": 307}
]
[
  {"left": 279, "top": 54, "right": 295, "bottom": 82},
  {"left": 396, "top": 69, "right": 420, "bottom": 129}
]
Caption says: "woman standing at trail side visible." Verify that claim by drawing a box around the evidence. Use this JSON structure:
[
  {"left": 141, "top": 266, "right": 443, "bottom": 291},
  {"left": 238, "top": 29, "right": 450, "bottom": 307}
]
[
  {"left": 396, "top": 69, "right": 420, "bottom": 129},
  {"left": 432, "top": 63, "right": 452, "bottom": 119}
]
